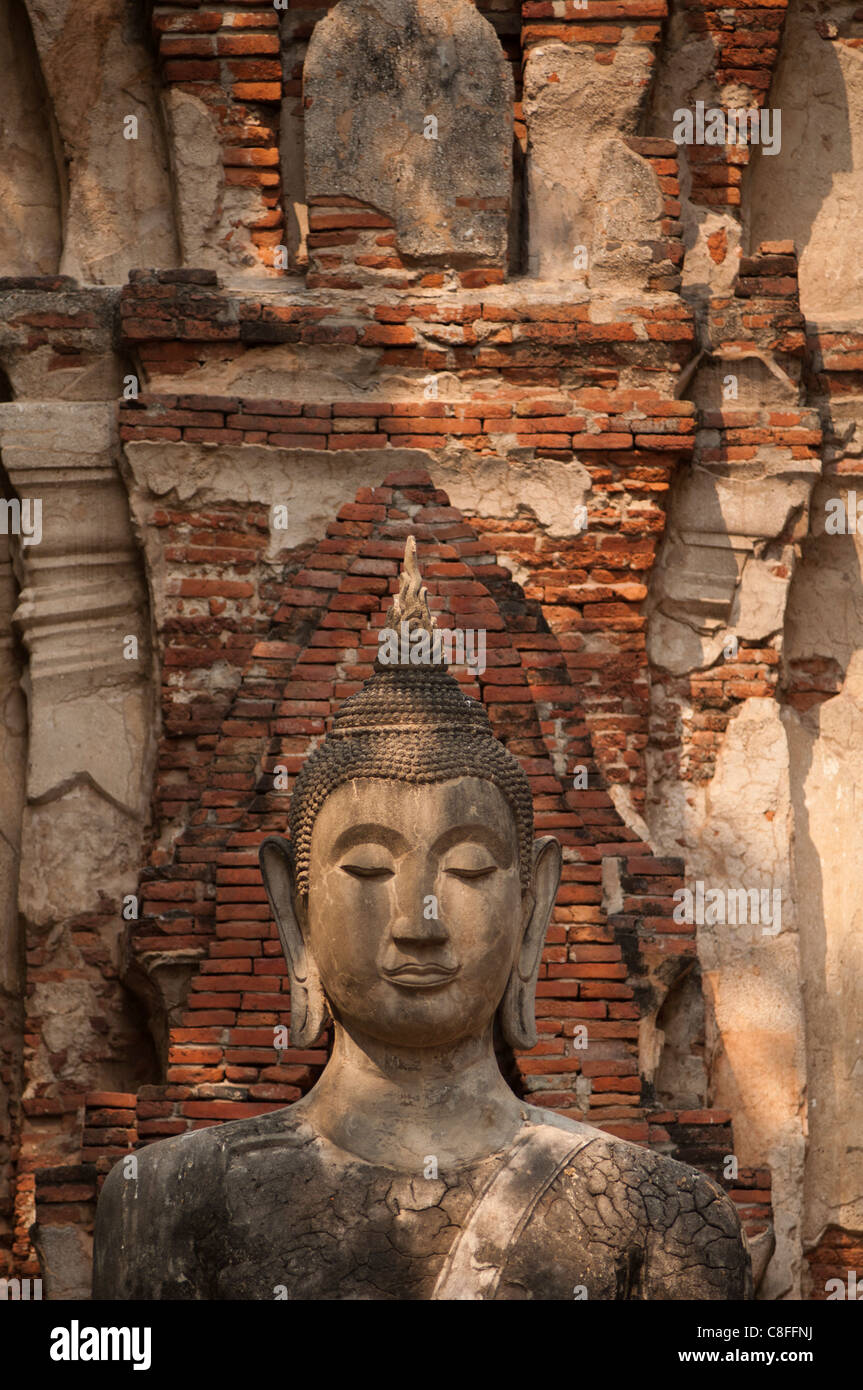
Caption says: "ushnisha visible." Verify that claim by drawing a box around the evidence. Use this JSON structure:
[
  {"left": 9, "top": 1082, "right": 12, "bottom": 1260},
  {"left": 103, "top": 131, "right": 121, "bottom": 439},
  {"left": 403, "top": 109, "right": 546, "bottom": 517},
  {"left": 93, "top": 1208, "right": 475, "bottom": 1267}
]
[{"left": 93, "top": 537, "right": 752, "bottom": 1300}]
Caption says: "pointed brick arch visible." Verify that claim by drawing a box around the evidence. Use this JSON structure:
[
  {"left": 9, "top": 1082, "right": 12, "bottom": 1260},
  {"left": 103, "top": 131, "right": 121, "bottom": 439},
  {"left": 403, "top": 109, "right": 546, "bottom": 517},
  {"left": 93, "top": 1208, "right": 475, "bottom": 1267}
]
[{"left": 125, "top": 468, "right": 696, "bottom": 1141}]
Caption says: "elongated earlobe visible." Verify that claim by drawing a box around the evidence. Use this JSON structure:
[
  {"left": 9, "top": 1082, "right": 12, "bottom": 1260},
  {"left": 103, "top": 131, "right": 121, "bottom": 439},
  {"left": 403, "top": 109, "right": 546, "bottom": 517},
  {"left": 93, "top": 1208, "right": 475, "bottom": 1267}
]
[
  {"left": 500, "top": 836, "right": 562, "bottom": 1051},
  {"left": 259, "top": 835, "right": 332, "bottom": 1049}
]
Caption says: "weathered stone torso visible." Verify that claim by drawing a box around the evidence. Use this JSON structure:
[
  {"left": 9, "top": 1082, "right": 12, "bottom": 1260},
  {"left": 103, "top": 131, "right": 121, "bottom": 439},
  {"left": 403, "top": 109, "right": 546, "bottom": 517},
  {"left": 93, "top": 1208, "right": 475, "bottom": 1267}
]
[{"left": 93, "top": 1105, "right": 751, "bottom": 1300}]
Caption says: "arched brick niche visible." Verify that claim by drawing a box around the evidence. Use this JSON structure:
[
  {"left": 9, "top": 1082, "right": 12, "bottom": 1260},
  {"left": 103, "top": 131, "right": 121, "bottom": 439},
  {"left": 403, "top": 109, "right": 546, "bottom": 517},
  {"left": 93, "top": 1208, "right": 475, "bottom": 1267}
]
[
  {"left": 123, "top": 477, "right": 732, "bottom": 1156},
  {"left": 132, "top": 471, "right": 661, "bottom": 1114},
  {"left": 296, "top": 0, "right": 524, "bottom": 276},
  {"left": 303, "top": 0, "right": 514, "bottom": 288}
]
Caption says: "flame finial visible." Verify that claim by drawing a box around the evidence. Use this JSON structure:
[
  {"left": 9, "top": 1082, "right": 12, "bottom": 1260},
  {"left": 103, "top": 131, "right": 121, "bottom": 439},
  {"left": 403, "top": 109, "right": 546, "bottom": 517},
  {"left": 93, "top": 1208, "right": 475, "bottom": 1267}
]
[{"left": 385, "top": 536, "right": 437, "bottom": 633}]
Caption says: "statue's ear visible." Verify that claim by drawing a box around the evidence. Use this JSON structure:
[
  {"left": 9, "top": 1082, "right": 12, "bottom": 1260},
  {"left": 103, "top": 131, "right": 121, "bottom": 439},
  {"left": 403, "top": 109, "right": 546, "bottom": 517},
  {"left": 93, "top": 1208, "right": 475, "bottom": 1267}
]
[
  {"left": 259, "top": 835, "right": 332, "bottom": 1049},
  {"left": 500, "top": 836, "right": 562, "bottom": 1051}
]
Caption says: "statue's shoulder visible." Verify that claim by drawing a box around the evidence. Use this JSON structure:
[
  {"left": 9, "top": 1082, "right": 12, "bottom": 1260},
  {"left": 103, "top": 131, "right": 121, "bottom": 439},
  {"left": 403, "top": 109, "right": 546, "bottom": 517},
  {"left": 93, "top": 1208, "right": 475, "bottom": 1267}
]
[
  {"left": 93, "top": 1106, "right": 312, "bottom": 1298},
  {"left": 106, "top": 1104, "right": 310, "bottom": 1189},
  {"left": 522, "top": 1106, "right": 752, "bottom": 1299}
]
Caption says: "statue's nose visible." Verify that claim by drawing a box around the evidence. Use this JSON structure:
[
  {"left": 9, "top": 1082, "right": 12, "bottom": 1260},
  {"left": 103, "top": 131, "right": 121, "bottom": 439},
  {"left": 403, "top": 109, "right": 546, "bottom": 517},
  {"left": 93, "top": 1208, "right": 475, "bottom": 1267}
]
[
  {"left": 391, "top": 912, "right": 448, "bottom": 945},
  {"left": 390, "top": 865, "right": 448, "bottom": 945}
]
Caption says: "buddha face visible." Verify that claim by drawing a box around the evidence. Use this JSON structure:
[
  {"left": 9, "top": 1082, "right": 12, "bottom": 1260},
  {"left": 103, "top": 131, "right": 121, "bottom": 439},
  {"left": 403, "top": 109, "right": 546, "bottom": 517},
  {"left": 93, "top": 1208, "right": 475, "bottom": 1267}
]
[
  {"left": 260, "top": 772, "right": 561, "bottom": 1054},
  {"left": 305, "top": 777, "right": 526, "bottom": 1048}
]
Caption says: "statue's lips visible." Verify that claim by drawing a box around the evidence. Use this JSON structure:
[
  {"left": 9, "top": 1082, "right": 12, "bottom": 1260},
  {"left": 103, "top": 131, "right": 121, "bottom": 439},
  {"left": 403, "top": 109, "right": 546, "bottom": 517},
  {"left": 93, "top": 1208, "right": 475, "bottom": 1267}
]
[{"left": 383, "top": 963, "right": 460, "bottom": 988}]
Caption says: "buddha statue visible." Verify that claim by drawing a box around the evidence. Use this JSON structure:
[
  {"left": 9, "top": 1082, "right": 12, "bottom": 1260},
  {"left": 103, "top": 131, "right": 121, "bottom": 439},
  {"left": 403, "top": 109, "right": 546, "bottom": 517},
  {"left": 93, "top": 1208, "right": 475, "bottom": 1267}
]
[{"left": 93, "top": 537, "right": 752, "bottom": 1300}]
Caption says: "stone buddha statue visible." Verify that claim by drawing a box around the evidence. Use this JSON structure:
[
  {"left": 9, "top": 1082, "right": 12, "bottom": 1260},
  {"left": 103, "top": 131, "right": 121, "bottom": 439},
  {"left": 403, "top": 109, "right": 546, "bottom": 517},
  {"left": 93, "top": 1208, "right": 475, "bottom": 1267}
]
[{"left": 93, "top": 537, "right": 751, "bottom": 1300}]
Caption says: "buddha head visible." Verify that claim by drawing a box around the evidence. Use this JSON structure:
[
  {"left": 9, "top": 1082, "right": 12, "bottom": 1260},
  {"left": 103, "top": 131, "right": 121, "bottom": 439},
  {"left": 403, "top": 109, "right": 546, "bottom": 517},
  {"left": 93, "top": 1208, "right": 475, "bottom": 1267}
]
[{"left": 259, "top": 536, "right": 561, "bottom": 1054}]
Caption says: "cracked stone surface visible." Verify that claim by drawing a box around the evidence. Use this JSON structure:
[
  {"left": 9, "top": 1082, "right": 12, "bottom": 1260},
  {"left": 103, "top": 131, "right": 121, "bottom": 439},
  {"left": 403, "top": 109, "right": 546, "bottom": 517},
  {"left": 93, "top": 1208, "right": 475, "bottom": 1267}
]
[{"left": 93, "top": 1105, "right": 751, "bottom": 1301}]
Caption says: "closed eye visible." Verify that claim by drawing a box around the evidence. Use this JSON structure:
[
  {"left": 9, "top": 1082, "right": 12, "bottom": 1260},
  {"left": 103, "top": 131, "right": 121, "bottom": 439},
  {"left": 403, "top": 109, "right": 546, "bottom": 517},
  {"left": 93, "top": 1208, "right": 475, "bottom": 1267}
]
[
  {"left": 445, "top": 865, "right": 497, "bottom": 880},
  {"left": 341, "top": 864, "right": 393, "bottom": 879}
]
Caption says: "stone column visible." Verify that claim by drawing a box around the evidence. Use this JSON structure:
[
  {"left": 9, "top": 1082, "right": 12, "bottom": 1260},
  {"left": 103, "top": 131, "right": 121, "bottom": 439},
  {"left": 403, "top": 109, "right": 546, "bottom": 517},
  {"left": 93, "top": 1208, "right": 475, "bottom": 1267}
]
[{"left": 0, "top": 401, "right": 156, "bottom": 1288}]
